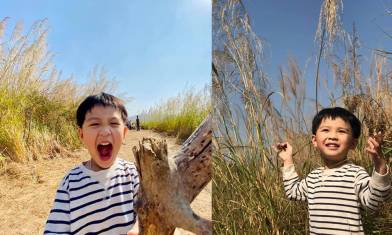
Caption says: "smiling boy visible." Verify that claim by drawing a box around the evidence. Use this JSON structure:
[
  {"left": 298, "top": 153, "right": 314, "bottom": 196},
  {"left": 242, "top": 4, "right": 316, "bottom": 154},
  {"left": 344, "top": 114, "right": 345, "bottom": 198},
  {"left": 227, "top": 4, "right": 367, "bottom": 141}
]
[
  {"left": 44, "top": 92, "right": 139, "bottom": 234},
  {"left": 276, "top": 107, "right": 391, "bottom": 234}
]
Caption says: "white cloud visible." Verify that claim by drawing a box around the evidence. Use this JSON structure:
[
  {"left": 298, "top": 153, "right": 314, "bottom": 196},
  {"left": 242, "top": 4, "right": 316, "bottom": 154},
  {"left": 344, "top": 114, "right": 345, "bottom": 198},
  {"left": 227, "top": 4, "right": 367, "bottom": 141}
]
[
  {"left": 175, "top": 0, "right": 211, "bottom": 22},
  {"left": 191, "top": 0, "right": 211, "bottom": 11}
]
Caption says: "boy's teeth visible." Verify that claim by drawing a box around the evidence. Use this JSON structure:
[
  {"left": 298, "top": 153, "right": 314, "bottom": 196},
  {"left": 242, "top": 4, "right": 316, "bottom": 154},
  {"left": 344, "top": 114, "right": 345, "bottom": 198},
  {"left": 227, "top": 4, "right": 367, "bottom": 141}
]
[
  {"left": 327, "top": 143, "right": 338, "bottom": 147},
  {"left": 100, "top": 142, "right": 110, "bottom": 145}
]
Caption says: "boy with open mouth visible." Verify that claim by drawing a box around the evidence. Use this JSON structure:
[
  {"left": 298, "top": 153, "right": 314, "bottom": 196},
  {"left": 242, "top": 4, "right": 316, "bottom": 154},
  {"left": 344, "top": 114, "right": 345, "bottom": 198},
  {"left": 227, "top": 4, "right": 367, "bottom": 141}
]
[
  {"left": 275, "top": 107, "right": 391, "bottom": 234},
  {"left": 44, "top": 92, "right": 139, "bottom": 234}
]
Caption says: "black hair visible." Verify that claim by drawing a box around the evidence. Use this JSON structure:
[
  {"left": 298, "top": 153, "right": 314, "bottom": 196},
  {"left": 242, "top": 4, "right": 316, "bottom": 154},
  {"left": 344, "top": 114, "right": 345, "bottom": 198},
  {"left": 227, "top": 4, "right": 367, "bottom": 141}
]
[
  {"left": 76, "top": 92, "right": 128, "bottom": 128},
  {"left": 312, "top": 107, "right": 361, "bottom": 139}
]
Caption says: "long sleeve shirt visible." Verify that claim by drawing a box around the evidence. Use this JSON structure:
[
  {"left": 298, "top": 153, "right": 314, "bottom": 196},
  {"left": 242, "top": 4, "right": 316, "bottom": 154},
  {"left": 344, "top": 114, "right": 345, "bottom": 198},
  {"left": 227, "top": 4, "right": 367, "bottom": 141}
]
[
  {"left": 282, "top": 163, "right": 391, "bottom": 235},
  {"left": 44, "top": 158, "right": 139, "bottom": 235}
]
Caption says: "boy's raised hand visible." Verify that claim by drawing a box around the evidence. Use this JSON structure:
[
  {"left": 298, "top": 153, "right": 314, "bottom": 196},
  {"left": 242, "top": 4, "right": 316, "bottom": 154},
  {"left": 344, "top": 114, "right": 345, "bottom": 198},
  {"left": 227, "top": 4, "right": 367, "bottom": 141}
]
[
  {"left": 274, "top": 142, "right": 293, "bottom": 167},
  {"left": 366, "top": 131, "right": 387, "bottom": 175}
]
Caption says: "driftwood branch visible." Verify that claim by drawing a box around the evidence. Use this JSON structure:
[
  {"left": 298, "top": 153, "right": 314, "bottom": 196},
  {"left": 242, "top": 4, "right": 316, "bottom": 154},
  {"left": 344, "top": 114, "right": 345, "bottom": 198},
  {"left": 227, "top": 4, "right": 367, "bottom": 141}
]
[{"left": 132, "top": 115, "right": 212, "bottom": 235}]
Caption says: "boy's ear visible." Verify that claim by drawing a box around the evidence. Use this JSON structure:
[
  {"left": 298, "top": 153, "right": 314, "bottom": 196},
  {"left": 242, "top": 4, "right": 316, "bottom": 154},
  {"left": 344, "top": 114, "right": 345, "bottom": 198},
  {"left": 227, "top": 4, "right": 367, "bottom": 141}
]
[
  {"left": 123, "top": 125, "right": 128, "bottom": 137},
  {"left": 311, "top": 135, "right": 318, "bottom": 148},
  {"left": 78, "top": 128, "right": 83, "bottom": 140},
  {"left": 350, "top": 138, "right": 358, "bottom": 149}
]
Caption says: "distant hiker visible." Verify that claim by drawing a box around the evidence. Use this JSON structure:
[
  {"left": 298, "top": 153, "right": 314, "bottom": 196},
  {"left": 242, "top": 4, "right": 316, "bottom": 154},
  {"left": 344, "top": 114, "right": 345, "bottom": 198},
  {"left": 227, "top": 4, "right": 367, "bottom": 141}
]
[
  {"left": 274, "top": 107, "right": 391, "bottom": 234},
  {"left": 136, "top": 115, "right": 140, "bottom": 131},
  {"left": 44, "top": 92, "right": 139, "bottom": 234}
]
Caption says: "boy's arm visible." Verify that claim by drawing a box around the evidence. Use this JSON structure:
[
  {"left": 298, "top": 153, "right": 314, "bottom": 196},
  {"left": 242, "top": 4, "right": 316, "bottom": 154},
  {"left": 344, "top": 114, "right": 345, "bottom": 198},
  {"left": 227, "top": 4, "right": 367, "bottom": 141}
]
[
  {"left": 355, "top": 166, "right": 391, "bottom": 211},
  {"left": 282, "top": 164, "right": 308, "bottom": 201},
  {"left": 43, "top": 177, "right": 71, "bottom": 234},
  {"left": 132, "top": 164, "right": 140, "bottom": 203},
  {"left": 366, "top": 132, "right": 388, "bottom": 175},
  {"left": 127, "top": 164, "right": 140, "bottom": 235},
  {"left": 275, "top": 142, "right": 308, "bottom": 201},
  {"left": 357, "top": 131, "right": 392, "bottom": 211}
]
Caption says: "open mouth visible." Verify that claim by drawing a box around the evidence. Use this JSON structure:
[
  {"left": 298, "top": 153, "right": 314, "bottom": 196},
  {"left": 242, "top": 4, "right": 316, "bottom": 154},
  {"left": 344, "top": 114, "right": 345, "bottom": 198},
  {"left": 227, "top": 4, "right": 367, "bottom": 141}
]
[
  {"left": 97, "top": 142, "right": 113, "bottom": 160},
  {"left": 325, "top": 143, "right": 340, "bottom": 149}
]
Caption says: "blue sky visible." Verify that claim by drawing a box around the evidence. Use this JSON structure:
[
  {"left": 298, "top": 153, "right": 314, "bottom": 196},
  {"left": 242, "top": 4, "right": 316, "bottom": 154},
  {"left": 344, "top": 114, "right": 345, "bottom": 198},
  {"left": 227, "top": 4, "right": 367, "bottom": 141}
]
[
  {"left": 0, "top": 0, "right": 211, "bottom": 117},
  {"left": 243, "top": 0, "right": 392, "bottom": 107}
]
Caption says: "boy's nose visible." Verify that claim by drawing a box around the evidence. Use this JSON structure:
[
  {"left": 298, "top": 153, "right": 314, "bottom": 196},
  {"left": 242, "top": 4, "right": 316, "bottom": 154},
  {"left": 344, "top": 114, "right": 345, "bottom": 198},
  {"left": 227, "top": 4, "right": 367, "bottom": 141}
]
[
  {"left": 327, "top": 132, "right": 338, "bottom": 140},
  {"left": 99, "top": 127, "right": 111, "bottom": 136}
]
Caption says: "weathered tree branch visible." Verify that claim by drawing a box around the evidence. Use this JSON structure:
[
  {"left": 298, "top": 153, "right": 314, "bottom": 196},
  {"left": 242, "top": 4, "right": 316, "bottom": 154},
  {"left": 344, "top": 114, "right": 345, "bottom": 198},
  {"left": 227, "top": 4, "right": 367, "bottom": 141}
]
[{"left": 132, "top": 114, "right": 212, "bottom": 235}]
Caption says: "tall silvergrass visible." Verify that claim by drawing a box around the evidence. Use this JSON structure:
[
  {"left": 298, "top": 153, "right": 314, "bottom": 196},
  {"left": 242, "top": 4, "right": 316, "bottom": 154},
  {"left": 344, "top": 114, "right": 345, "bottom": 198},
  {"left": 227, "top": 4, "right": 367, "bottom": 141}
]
[
  {"left": 213, "top": 0, "right": 392, "bottom": 234},
  {"left": 141, "top": 87, "right": 211, "bottom": 141},
  {"left": 315, "top": 0, "right": 344, "bottom": 112},
  {"left": 0, "top": 19, "right": 115, "bottom": 167}
]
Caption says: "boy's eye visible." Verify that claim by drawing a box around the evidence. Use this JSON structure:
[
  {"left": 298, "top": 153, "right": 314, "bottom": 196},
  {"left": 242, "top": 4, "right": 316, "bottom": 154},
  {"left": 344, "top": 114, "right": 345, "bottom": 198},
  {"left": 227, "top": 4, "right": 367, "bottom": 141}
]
[
  {"left": 90, "top": 123, "right": 99, "bottom": 126},
  {"left": 111, "top": 122, "right": 120, "bottom": 126},
  {"left": 321, "top": 129, "right": 328, "bottom": 132}
]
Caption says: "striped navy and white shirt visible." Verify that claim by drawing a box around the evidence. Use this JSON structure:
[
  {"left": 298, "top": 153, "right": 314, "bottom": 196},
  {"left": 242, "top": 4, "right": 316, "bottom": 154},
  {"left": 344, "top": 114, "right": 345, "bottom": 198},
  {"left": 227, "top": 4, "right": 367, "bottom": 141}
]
[
  {"left": 44, "top": 158, "right": 139, "bottom": 235},
  {"left": 283, "top": 163, "right": 391, "bottom": 235}
]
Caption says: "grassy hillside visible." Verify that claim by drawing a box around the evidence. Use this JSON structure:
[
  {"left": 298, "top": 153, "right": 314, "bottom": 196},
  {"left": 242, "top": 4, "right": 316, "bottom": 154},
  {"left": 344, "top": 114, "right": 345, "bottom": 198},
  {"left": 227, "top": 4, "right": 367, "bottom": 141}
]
[
  {"left": 141, "top": 87, "right": 211, "bottom": 141},
  {"left": 0, "top": 19, "right": 115, "bottom": 169}
]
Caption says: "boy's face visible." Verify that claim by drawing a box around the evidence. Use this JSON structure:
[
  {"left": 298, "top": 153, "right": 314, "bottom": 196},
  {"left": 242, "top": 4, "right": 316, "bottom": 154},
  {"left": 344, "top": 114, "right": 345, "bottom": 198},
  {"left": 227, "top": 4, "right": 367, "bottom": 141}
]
[
  {"left": 78, "top": 105, "right": 128, "bottom": 171},
  {"left": 312, "top": 117, "right": 357, "bottom": 167}
]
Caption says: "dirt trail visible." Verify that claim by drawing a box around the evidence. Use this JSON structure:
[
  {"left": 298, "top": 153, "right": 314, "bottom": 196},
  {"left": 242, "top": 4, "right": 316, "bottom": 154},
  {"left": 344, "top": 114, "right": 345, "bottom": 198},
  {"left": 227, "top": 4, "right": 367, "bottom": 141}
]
[{"left": 0, "top": 130, "right": 211, "bottom": 235}]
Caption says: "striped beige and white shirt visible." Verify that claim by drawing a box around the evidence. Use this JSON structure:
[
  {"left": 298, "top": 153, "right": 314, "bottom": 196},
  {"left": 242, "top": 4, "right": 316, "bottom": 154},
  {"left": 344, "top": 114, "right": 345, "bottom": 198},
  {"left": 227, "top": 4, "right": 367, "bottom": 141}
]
[
  {"left": 282, "top": 163, "right": 391, "bottom": 235},
  {"left": 44, "top": 158, "right": 139, "bottom": 235}
]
